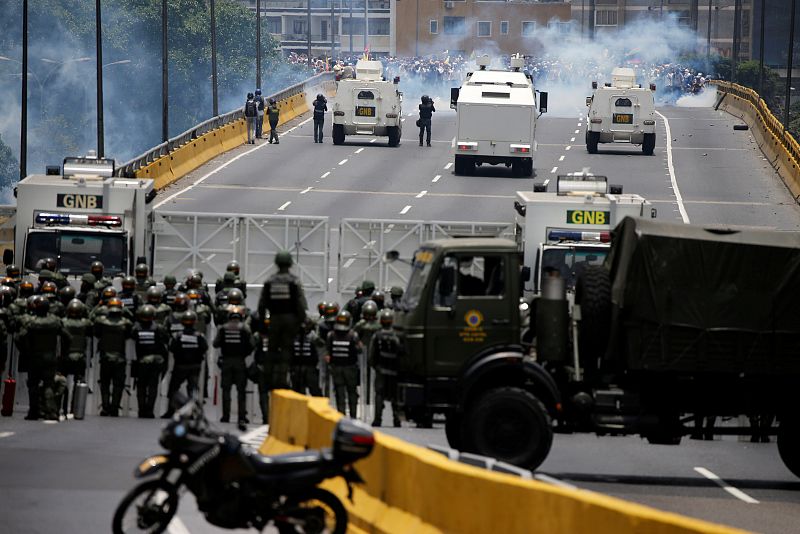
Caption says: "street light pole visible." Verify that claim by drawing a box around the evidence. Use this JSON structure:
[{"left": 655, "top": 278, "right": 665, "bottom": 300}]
[
  {"left": 211, "top": 0, "right": 219, "bottom": 117},
  {"left": 256, "top": 0, "right": 262, "bottom": 88},
  {"left": 415, "top": 0, "right": 419, "bottom": 56},
  {"left": 785, "top": 0, "right": 797, "bottom": 127},
  {"left": 307, "top": 0, "right": 312, "bottom": 67},
  {"left": 758, "top": 0, "right": 765, "bottom": 96},
  {"left": 706, "top": 0, "right": 713, "bottom": 73},
  {"left": 732, "top": 0, "right": 741, "bottom": 83},
  {"left": 162, "top": 0, "right": 168, "bottom": 142},
  {"left": 364, "top": 0, "right": 368, "bottom": 56},
  {"left": 20, "top": 0, "right": 28, "bottom": 181},
  {"left": 96, "top": 0, "right": 105, "bottom": 157},
  {"left": 349, "top": 0, "right": 353, "bottom": 56}
]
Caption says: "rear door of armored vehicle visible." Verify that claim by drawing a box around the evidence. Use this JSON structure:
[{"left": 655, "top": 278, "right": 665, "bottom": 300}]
[
  {"left": 610, "top": 94, "right": 637, "bottom": 137},
  {"left": 353, "top": 87, "right": 379, "bottom": 128}
]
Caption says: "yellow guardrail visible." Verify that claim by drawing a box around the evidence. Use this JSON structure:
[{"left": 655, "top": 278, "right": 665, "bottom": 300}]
[
  {"left": 135, "top": 79, "right": 337, "bottom": 190},
  {"left": 713, "top": 80, "right": 800, "bottom": 198},
  {"left": 261, "top": 390, "right": 747, "bottom": 534}
]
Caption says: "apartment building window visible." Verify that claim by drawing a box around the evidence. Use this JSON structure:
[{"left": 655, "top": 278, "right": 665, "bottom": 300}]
[
  {"left": 430, "top": 20, "right": 439, "bottom": 34},
  {"left": 477, "top": 21, "right": 491, "bottom": 37},
  {"left": 521, "top": 21, "right": 536, "bottom": 37},
  {"left": 342, "top": 18, "right": 365, "bottom": 35},
  {"left": 293, "top": 20, "right": 306, "bottom": 34},
  {"left": 500, "top": 21, "right": 509, "bottom": 35},
  {"left": 443, "top": 16, "right": 466, "bottom": 35},
  {"left": 595, "top": 10, "right": 617, "bottom": 26},
  {"left": 370, "top": 18, "right": 390, "bottom": 35},
  {"left": 548, "top": 21, "right": 572, "bottom": 34},
  {"left": 266, "top": 17, "right": 281, "bottom": 34}
]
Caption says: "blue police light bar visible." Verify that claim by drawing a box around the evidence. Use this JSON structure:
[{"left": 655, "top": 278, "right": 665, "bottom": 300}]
[
  {"left": 548, "top": 230, "right": 610, "bottom": 243},
  {"left": 35, "top": 212, "right": 122, "bottom": 227}
]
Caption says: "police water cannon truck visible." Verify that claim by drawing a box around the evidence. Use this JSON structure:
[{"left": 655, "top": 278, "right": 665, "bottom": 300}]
[
  {"left": 6, "top": 153, "right": 155, "bottom": 276},
  {"left": 450, "top": 54, "right": 547, "bottom": 177},
  {"left": 585, "top": 67, "right": 657, "bottom": 155},
  {"left": 332, "top": 59, "right": 403, "bottom": 147}
]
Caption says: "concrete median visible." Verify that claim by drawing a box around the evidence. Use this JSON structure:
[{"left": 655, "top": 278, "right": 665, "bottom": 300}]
[{"left": 260, "top": 390, "right": 747, "bottom": 534}]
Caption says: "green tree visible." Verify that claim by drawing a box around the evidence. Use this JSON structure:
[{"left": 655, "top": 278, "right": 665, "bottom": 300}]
[
  {"left": 0, "top": 134, "right": 19, "bottom": 189},
  {"left": 734, "top": 60, "right": 781, "bottom": 107}
]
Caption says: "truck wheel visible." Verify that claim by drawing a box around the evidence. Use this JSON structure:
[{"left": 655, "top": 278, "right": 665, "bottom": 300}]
[
  {"left": 332, "top": 124, "right": 345, "bottom": 145},
  {"left": 642, "top": 133, "right": 656, "bottom": 155},
  {"left": 511, "top": 160, "right": 524, "bottom": 177},
  {"left": 387, "top": 126, "right": 400, "bottom": 147},
  {"left": 778, "top": 418, "right": 800, "bottom": 478},
  {"left": 445, "top": 413, "right": 463, "bottom": 450},
  {"left": 524, "top": 159, "right": 534, "bottom": 177},
  {"left": 575, "top": 265, "right": 611, "bottom": 373},
  {"left": 462, "top": 387, "right": 553, "bottom": 470},
  {"left": 454, "top": 155, "right": 474, "bottom": 176},
  {"left": 586, "top": 131, "right": 599, "bottom": 154}
]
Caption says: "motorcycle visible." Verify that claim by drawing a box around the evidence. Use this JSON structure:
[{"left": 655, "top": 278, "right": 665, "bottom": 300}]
[{"left": 112, "top": 394, "right": 374, "bottom": 534}]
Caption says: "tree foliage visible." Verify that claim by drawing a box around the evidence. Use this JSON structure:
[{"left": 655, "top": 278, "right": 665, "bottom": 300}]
[{"left": 0, "top": 135, "right": 19, "bottom": 189}]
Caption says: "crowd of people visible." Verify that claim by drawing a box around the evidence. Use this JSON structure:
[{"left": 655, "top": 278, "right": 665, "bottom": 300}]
[{"left": 1, "top": 254, "right": 407, "bottom": 429}]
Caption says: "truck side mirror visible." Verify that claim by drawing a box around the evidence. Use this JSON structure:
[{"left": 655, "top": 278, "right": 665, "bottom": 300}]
[
  {"left": 450, "top": 87, "right": 459, "bottom": 110},
  {"left": 592, "top": 81, "right": 598, "bottom": 89},
  {"left": 539, "top": 92, "right": 548, "bottom": 113},
  {"left": 585, "top": 96, "right": 593, "bottom": 106},
  {"left": 383, "top": 250, "right": 400, "bottom": 263},
  {"left": 439, "top": 265, "right": 456, "bottom": 301},
  {"left": 2, "top": 249, "right": 12, "bottom": 265}
]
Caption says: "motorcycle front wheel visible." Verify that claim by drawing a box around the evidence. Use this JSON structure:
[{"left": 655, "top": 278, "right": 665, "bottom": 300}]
[
  {"left": 277, "top": 487, "right": 348, "bottom": 534},
  {"left": 112, "top": 479, "right": 179, "bottom": 534}
]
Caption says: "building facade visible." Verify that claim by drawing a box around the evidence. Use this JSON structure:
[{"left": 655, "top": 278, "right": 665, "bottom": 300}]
[{"left": 394, "top": 0, "right": 572, "bottom": 57}]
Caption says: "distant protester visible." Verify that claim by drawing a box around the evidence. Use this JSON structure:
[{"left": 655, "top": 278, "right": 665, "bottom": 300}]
[
  {"left": 244, "top": 92, "right": 257, "bottom": 145},
  {"left": 254, "top": 88, "right": 265, "bottom": 139}
]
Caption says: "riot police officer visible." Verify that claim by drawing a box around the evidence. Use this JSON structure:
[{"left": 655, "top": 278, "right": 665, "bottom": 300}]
[
  {"left": 166, "top": 292, "right": 189, "bottom": 336},
  {"left": 162, "top": 275, "right": 179, "bottom": 309},
  {"left": 146, "top": 286, "right": 172, "bottom": 325},
  {"left": 291, "top": 317, "right": 325, "bottom": 396},
  {"left": 90, "top": 261, "right": 112, "bottom": 292},
  {"left": 370, "top": 309, "right": 402, "bottom": 427},
  {"left": 258, "top": 251, "right": 307, "bottom": 373},
  {"left": 213, "top": 305, "right": 254, "bottom": 424},
  {"left": 134, "top": 263, "right": 156, "bottom": 298},
  {"left": 119, "top": 275, "right": 142, "bottom": 316},
  {"left": 93, "top": 298, "right": 132, "bottom": 417},
  {"left": 326, "top": 310, "right": 361, "bottom": 418},
  {"left": 355, "top": 300, "right": 381, "bottom": 404},
  {"left": 163, "top": 310, "right": 208, "bottom": 418},
  {"left": 131, "top": 304, "right": 170, "bottom": 418},
  {"left": 251, "top": 311, "right": 273, "bottom": 424},
  {"left": 312, "top": 93, "right": 327, "bottom": 143},
  {"left": 418, "top": 94, "right": 435, "bottom": 147},
  {"left": 60, "top": 299, "right": 92, "bottom": 415},
  {"left": 215, "top": 261, "right": 247, "bottom": 297},
  {"left": 77, "top": 273, "right": 98, "bottom": 308}
]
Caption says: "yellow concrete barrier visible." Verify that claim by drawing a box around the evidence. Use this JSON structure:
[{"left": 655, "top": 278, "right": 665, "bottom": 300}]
[
  {"left": 260, "top": 391, "right": 747, "bottom": 534},
  {"left": 193, "top": 129, "right": 224, "bottom": 165},
  {"left": 137, "top": 156, "right": 175, "bottom": 189},
  {"left": 168, "top": 141, "right": 198, "bottom": 183}
]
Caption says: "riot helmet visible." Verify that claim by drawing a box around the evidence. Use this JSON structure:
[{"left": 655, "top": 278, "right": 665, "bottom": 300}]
[
  {"left": 137, "top": 304, "right": 156, "bottom": 323},
  {"left": 334, "top": 310, "right": 352, "bottom": 331},
  {"left": 58, "top": 285, "right": 76, "bottom": 305},
  {"left": 361, "top": 300, "right": 378, "bottom": 320},
  {"left": 66, "top": 299, "right": 86, "bottom": 318},
  {"left": 379, "top": 308, "right": 394, "bottom": 328}
]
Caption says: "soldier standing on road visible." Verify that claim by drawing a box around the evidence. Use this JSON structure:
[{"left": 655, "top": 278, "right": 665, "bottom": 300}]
[
  {"left": 119, "top": 276, "right": 142, "bottom": 317},
  {"left": 254, "top": 88, "right": 266, "bottom": 139},
  {"left": 90, "top": 261, "right": 113, "bottom": 292},
  {"left": 60, "top": 300, "right": 92, "bottom": 415},
  {"left": 291, "top": 317, "right": 325, "bottom": 396},
  {"left": 18, "top": 296, "right": 66, "bottom": 421},
  {"left": 93, "top": 298, "right": 132, "bottom": 417},
  {"left": 258, "top": 251, "right": 307, "bottom": 382},
  {"left": 214, "top": 306, "right": 254, "bottom": 425},
  {"left": 134, "top": 263, "right": 156, "bottom": 299},
  {"left": 244, "top": 92, "right": 258, "bottom": 145},
  {"left": 354, "top": 300, "right": 381, "bottom": 406},
  {"left": 418, "top": 95, "right": 435, "bottom": 147},
  {"left": 162, "top": 310, "right": 208, "bottom": 418},
  {"left": 162, "top": 275, "right": 179, "bottom": 309},
  {"left": 326, "top": 310, "right": 361, "bottom": 418},
  {"left": 267, "top": 98, "right": 280, "bottom": 144},
  {"left": 77, "top": 273, "right": 98, "bottom": 308},
  {"left": 146, "top": 287, "right": 172, "bottom": 326},
  {"left": 312, "top": 93, "right": 327, "bottom": 143},
  {"left": 370, "top": 309, "right": 402, "bottom": 427},
  {"left": 251, "top": 311, "right": 274, "bottom": 424},
  {"left": 131, "top": 304, "right": 170, "bottom": 419}
]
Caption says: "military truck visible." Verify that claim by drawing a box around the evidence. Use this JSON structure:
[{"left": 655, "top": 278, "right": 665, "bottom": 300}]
[
  {"left": 585, "top": 67, "right": 657, "bottom": 155},
  {"left": 389, "top": 217, "right": 800, "bottom": 478},
  {"left": 450, "top": 54, "right": 547, "bottom": 177},
  {"left": 332, "top": 59, "right": 403, "bottom": 147}
]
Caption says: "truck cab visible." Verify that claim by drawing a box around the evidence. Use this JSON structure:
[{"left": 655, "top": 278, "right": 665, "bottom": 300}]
[{"left": 10, "top": 155, "right": 155, "bottom": 276}]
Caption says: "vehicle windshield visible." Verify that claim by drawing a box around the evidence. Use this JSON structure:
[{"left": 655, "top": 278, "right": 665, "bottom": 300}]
[
  {"left": 402, "top": 248, "right": 435, "bottom": 310},
  {"left": 540, "top": 246, "right": 607, "bottom": 290},
  {"left": 25, "top": 230, "right": 127, "bottom": 275}
]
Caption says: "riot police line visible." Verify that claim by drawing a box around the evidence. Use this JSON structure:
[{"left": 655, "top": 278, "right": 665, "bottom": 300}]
[{"left": 0, "top": 251, "right": 408, "bottom": 428}]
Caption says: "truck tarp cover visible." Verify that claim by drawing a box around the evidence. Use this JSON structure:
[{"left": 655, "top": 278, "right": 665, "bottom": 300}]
[{"left": 607, "top": 217, "right": 800, "bottom": 373}]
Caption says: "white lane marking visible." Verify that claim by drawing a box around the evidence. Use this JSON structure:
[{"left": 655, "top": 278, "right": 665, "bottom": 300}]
[
  {"left": 558, "top": 155, "right": 565, "bottom": 161},
  {"left": 565, "top": 146, "right": 571, "bottom": 151},
  {"left": 416, "top": 190, "right": 428, "bottom": 198},
  {"left": 321, "top": 171, "right": 330, "bottom": 178},
  {"left": 370, "top": 138, "right": 377, "bottom": 143},
  {"left": 694, "top": 467, "right": 759, "bottom": 504},
  {"left": 338, "top": 159, "right": 348, "bottom": 165},
  {"left": 432, "top": 175, "right": 441, "bottom": 183},
  {"left": 570, "top": 137, "right": 575, "bottom": 142},
  {"left": 355, "top": 148, "right": 364, "bottom": 154},
  {"left": 400, "top": 205, "right": 412, "bottom": 214},
  {"left": 550, "top": 167, "right": 558, "bottom": 174},
  {"left": 655, "top": 110, "right": 690, "bottom": 223},
  {"left": 0, "top": 432, "right": 14, "bottom": 439},
  {"left": 534, "top": 474, "right": 578, "bottom": 490},
  {"left": 278, "top": 201, "right": 291, "bottom": 211},
  {"left": 168, "top": 517, "right": 192, "bottom": 534},
  {"left": 444, "top": 162, "right": 453, "bottom": 170},
  {"left": 300, "top": 187, "right": 313, "bottom": 194},
  {"left": 574, "top": 130, "right": 579, "bottom": 134},
  {"left": 343, "top": 258, "right": 356, "bottom": 268},
  {"left": 155, "top": 116, "right": 314, "bottom": 208}
]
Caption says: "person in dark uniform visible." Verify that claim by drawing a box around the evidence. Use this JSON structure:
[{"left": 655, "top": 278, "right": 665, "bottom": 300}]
[
  {"left": 267, "top": 98, "right": 280, "bottom": 144},
  {"left": 418, "top": 95, "right": 435, "bottom": 147},
  {"left": 134, "top": 263, "right": 156, "bottom": 299},
  {"left": 90, "top": 261, "right": 113, "bottom": 292},
  {"left": 162, "top": 310, "right": 208, "bottom": 418},
  {"left": 312, "top": 93, "right": 327, "bottom": 143},
  {"left": 131, "top": 304, "right": 170, "bottom": 418},
  {"left": 370, "top": 309, "right": 402, "bottom": 427},
  {"left": 457, "top": 256, "right": 486, "bottom": 296},
  {"left": 251, "top": 311, "right": 274, "bottom": 424},
  {"left": 213, "top": 305, "right": 254, "bottom": 425},
  {"left": 162, "top": 275, "right": 179, "bottom": 309},
  {"left": 60, "top": 299, "right": 92, "bottom": 416},
  {"left": 326, "top": 310, "right": 361, "bottom": 418},
  {"left": 93, "top": 298, "right": 132, "bottom": 417},
  {"left": 291, "top": 317, "right": 325, "bottom": 396}
]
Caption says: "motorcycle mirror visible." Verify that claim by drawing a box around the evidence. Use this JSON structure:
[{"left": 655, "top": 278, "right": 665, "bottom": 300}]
[{"left": 383, "top": 251, "right": 400, "bottom": 263}]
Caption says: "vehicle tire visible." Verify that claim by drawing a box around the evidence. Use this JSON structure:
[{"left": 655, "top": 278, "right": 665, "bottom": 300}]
[
  {"left": 444, "top": 412, "right": 463, "bottom": 450},
  {"left": 112, "top": 479, "right": 179, "bottom": 534},
  {"left": 281, "top": 487, "right": 348, "bottom": 534},
  {"left": 586, "top": 131, "right": 599, "bottom": 154},
  {"left": 523, "top": 159, "right": 534, "bottom": 177},
  {"left": 778, "top": 418, "right": 800, "bottom": 478},
  {"left": 642, "top": 133, "right": 656, "bottom": 155},
  {"left": 332, "top": 124, "right": 345, "bottom": 145},
  {"left": 575, "top": 265, "right": 612, "bottom": 371},
  {"left": 387, "top": 126, "right": 400, "bottom": 147},
  {"left": 511, "top": 159, "right": 524, "bottom": 177},
  {"left": 454, "top": 155, "right": 473, "bottom": 176},
  {"left": 461, "top": 387, "right": 553, "bottom": 470}
]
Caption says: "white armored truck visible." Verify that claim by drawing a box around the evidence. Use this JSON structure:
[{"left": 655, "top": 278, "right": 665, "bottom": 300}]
[
  {"left": 585, "top": 67, "right": 657, "bottom": 155},
  {"left": 332, "top": 59, "right": 403, "bottom": 147},
  {"left": 450, "top": 54, "right": 548, "bottom": 177}
]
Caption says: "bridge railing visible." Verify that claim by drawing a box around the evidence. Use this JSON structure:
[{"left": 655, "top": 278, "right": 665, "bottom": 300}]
[{"left": 115, "top": 71, "right": 334, "bottom": 178}]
